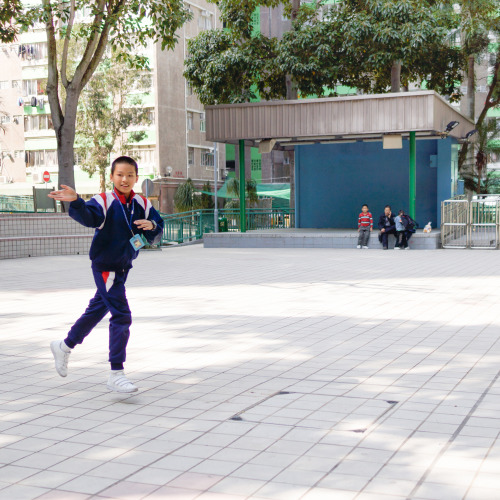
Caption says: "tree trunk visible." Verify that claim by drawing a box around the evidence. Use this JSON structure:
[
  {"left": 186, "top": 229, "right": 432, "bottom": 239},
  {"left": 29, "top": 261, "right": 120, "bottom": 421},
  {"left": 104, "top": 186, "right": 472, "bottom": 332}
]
[
  {"left": 466, "top": 55, "right": 475, "bottom": 120},
  {"left": 55, "top": 88, "right": 80, "bottom": 209},
  {"left": 391, "top": 61, "right": 401, "bottom": 92},
  {"left": 100, "top": 171, "right": 106, "bottom": 192}
]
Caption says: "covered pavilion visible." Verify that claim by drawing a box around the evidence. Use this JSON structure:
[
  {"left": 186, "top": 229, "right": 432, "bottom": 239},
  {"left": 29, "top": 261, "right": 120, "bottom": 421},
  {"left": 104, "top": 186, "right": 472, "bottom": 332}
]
[{"left": 205, "top": 91, "right": 475, "bottom": 232}]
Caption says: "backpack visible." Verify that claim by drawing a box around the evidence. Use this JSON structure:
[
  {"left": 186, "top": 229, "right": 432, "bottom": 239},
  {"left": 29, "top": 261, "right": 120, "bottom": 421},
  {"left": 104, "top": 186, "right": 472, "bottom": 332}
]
[{"left": 402, "top": 214, "right": 418, "bottom": 232}]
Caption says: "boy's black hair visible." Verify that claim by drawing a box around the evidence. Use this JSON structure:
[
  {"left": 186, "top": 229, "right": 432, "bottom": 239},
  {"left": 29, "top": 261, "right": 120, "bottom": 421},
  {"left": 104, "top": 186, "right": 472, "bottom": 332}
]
[
  {"left": 111, "top": 156, "right": 138, "bottom": 175},
  {"left": 362, "top": 203, "right": 369, "bottom": 208},
  {"left": 384, "top": 204, "right": 391, "bottom": 210}
]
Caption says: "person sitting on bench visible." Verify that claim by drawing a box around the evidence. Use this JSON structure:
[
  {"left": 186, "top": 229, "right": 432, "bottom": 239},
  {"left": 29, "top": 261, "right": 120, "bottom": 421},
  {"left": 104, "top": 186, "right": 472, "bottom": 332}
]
[{"left": 378, "top": 205, "right": 400, "bottom": 250}]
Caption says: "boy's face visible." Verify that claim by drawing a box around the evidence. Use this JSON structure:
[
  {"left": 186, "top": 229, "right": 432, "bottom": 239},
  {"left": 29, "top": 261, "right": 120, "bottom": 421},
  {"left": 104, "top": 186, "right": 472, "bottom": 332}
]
[
  {"left": 110, "top": 162, "right": 138, "bottom": 196},
  {"left": 384, "top": 207, "right": 391, "bottom": 216},
  {"left": 362, "top": 206, "right": 368, "bottom": 213}
]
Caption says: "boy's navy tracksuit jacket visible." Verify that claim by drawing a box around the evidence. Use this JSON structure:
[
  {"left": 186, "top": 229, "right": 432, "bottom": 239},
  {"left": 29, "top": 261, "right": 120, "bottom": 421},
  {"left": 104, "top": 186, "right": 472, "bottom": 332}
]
[{"left": 65, "top": 190, "right": 164, "bottom": 367}]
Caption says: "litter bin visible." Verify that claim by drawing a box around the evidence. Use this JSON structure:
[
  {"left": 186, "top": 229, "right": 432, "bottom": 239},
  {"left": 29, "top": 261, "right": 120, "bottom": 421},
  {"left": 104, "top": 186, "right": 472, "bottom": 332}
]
[{"left": 218, "top": 217, "right": 228, "bottom": 232}]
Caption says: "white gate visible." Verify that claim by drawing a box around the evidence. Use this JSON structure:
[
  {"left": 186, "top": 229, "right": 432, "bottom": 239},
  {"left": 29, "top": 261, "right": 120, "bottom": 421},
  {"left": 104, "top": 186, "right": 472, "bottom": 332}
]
[
  {"left": 441, "top": 198, "right": 468, "bottom": 248},
  {"left": 441, "top": 195, "right": 500, "bottom": 249}
]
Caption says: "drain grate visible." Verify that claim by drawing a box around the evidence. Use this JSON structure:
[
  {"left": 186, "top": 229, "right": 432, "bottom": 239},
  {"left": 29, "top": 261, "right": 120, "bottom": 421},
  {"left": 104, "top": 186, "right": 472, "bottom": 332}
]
[{"left": 230, "top": 392, "right": 398, "bottom": 433}]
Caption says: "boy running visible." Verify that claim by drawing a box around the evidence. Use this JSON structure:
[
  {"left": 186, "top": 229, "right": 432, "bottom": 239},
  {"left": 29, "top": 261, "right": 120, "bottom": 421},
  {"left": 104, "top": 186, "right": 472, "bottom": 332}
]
[{"left": 48, "top": 156, "right": 164, "bottom": 393}]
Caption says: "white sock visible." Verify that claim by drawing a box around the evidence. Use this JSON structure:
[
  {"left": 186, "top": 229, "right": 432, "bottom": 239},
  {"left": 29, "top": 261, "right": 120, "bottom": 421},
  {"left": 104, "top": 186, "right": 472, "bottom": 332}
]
[{"left": 60, "top": 341, "right": 72, "bottom": 353}]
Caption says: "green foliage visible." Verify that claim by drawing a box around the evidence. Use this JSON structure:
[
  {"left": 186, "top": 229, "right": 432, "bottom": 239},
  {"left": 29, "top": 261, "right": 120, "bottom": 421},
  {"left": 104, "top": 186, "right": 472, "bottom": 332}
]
[
  {"left": 185, "top": 30, "right": 286, "bottom": 105},
  {"left": 0, "top": 0, "right": 37, "bottom": 43},
  {"left": 197, "top": 182, "right": 215, "bottom": 210},
  {"left": 75, "top": 52, "right": 152, "bottom": 192},
  {"left": 174, "top": 178, "right": 195, "bottom": 213},
  {"left": 462, "top": 118, "right": 500, "bottom": 193},
  {"left": 225, "top": 177, "right": 259, "bottom": 207},
  {"left": 2, "top": 0, "right": 191, "bottom": 61}
]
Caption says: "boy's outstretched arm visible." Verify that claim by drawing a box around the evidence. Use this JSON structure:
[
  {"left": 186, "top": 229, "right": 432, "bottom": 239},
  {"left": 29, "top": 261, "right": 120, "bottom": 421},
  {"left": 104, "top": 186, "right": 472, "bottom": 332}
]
[{"left": 49, "top": 185, "right": 105, "bottom": 228}]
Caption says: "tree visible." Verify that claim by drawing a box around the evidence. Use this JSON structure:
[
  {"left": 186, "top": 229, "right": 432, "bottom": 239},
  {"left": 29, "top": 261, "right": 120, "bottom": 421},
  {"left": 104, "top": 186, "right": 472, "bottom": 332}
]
[
  {"left": 184, "top": 0, "right": 464, "bottom": 104},
  {"left": 173, "top": 178, "right": 195, "bottom": 213},
  {"left": 75, "top": 55, "right": 151, "bottom": 192},
  {"left": 195, "top": 182, "right": 215, "bottom": 210},
  {"left": 2, "top": 0, "right": 190, "bottom": 200},
  {"left": 455, "top": 0, "right": 500, "bottom": 182},
  {"left": 463, "top": 119, "right": 500, "bottom": 193},
  {"left": 225, "top": 177, "right": 259, "bottom": 208}
]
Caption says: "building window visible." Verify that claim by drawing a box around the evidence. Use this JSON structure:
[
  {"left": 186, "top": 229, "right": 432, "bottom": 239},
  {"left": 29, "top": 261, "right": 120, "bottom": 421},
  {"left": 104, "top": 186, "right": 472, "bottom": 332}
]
[
  {"left": 18, "top": 42, "right": 48, "bottom": 61},
  {"left": 198, "top": 10, "right": 212, "bottom": 30},
  {"left": 0, "top": 115, "right": 11, "bottom": 124},
  {"left": 22, "top": 79, "right": 46, "bottom": 96},
  {"left": 12, "top": 80, "right": 21, "bottom": 89},
  {"left": 129, "top": 147, "right": 155, "bottom": 164},
  {"left": 251, "top": 159, "right": 261, "bottom": 171},
  {"left": 188, "top": 147, "right": 194, "bottom": 165},
  {"left": 186, "top": 82, "right": 193, "bottom": 96},
  {"left": 200, "top": 112, "right": 205, "bottom": 132},
  {"left": 0, "top": 81, "right": 9, "bottom": 90},
  {"left": 24, "top": 114, "right": 53, "bottom": 132},
  {"left": 187, "top": 112, "right": 194, "bottom": 130},
  {"left": 201, "top": 149, "right": 214, "bottom": 167},
  {"left": 25, "top": 149, "right": 57, "bottom": 167},
  {"left": 14, "top": 150, "right": 24, "bottom": 159},
  {"left": 147, "top": 108, "right": 155, "bottom": 124}
]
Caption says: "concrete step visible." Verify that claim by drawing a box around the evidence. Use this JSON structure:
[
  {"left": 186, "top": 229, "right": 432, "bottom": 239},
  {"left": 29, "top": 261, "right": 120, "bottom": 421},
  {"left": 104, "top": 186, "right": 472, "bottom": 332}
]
[
  {"left": 204, "top": 229, "right": 441, "bottom": 249},
  {"left": 0, "top": 215, "right": 94, "bottom": 237}
]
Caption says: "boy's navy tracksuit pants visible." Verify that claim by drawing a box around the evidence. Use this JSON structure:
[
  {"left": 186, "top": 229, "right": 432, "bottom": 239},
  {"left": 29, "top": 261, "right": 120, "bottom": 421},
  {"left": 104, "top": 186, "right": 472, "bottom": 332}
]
[{"left": 64, "top": 269, "right": 131, "bottom": 368}]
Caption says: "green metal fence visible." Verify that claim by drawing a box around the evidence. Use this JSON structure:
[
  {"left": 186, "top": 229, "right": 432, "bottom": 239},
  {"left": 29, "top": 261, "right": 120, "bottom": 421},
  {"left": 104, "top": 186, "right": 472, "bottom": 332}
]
[
  {"left": 160, "top": 208, "right": 295, "bottom": 245},
  {"left": 0, "top": 195, "right": 35, "bottom": 212}
]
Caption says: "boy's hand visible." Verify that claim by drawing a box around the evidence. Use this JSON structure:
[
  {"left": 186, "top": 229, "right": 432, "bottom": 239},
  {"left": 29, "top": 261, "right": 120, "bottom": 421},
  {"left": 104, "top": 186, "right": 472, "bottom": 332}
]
[
  {"left": 370, "top": 227, "right": 373, "bottom": 232},
  {"left": 134, "top": 219, "right": 154, "bottom": 230},
  {"left": 48, "top": 185, "right": 78, "bottom": 202}
]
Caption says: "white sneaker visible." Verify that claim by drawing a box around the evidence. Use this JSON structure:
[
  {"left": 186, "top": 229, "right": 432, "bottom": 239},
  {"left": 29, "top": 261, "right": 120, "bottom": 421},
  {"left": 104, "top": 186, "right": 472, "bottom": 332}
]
[
  {"left": 394, "top": 247, "right": 400, "bottom": 250},
  {"left": 50, "top": 340, "right": 71, "bottom": 377},
  {"left": 357, "top": 245, "right": 361, "bottom": 249},
  {"left": 405, "top": 247, "right": 410, "bottom": 250},
  {"left": 362, "top": 246, "right": 369, "bottom": 249},
  {"left": 107, "top": 370, "right": 138, "bottom": 393}
]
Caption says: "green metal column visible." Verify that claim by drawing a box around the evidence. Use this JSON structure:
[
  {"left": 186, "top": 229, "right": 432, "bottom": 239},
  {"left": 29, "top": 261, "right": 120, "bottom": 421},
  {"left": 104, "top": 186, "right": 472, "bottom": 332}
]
[
  {"left": 239, "top": 139, "right": 246, "bottom": 232},
  {"left": 409, "top": 131, "right": 416, "bottom": 220}
]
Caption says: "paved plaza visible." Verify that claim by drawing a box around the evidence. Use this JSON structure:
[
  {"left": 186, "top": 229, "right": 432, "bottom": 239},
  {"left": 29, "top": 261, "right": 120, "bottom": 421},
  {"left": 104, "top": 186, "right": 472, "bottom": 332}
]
[{"left": 1, "top": 246, "right": 500, "bottom": 500}]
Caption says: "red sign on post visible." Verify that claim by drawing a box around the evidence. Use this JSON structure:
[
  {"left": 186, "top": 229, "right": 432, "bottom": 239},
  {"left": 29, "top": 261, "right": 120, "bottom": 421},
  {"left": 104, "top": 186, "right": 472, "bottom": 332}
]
[{"left": 42, "top": 171, "right": 50, "bottom": 182}]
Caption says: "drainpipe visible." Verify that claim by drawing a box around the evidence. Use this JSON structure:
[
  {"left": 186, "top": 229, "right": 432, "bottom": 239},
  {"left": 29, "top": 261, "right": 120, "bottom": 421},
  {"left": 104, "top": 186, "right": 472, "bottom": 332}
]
[
  {"left": 239, "top": 139, "right": 246, "bottom": 232},
  {"left": 409, "top": 131, "right": 416, "bottom": 220},
  {"left": 214, "top": 142, "right": 218, "bottom": 232}
]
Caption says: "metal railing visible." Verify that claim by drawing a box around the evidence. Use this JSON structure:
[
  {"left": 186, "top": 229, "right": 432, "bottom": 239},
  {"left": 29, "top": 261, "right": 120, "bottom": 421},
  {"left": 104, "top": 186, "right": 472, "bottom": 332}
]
[
  {"left": 441, "top": 195, "right": 500, "bottom": 249},
  {"left": 0, "top": 195, "right": 35, "bottom": 212},
  {"left": 160, "top": 208, "right": 295, "bottom": 245}
]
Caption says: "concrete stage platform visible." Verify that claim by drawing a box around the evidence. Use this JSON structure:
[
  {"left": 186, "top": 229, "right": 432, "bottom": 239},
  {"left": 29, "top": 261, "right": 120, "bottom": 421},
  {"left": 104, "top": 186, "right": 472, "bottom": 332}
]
[{"left": 204, "top": 228, "right": 441, "bottom": 250}]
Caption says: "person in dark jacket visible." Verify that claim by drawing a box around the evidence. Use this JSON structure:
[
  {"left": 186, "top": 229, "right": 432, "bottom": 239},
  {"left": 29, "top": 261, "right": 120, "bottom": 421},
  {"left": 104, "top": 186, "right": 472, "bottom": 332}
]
[
  {"left": 48, "top": 156, "right": 164, "bottom": 393},
  {"left": 378, "top": 205, "right": 400, "bottom": 250}
]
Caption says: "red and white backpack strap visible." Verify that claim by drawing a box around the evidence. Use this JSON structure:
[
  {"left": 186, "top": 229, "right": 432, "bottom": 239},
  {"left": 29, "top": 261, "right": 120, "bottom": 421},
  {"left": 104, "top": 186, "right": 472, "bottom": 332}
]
[
  {"left": 92, "top": 192, "right": 115, "bottom": 229},
  {"left": 133, "top": 194, "right": 152, "bottom": 219}
]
